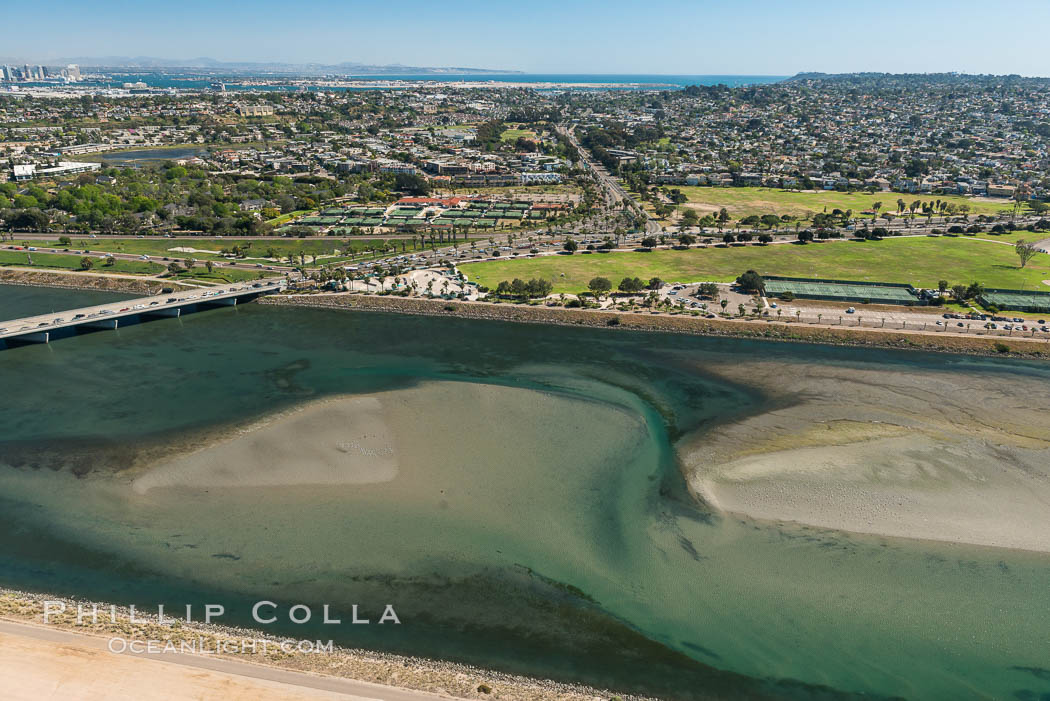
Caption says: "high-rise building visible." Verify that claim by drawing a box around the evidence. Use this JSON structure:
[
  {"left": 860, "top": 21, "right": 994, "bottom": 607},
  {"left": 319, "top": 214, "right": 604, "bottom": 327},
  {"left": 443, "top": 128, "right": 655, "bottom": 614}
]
[{"left": 67, "top": 64, "right": 80, "bottom": 80}]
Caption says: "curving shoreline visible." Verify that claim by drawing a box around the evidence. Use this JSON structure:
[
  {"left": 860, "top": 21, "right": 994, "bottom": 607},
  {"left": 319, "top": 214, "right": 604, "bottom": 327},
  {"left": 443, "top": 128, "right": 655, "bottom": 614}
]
[{"left": 678, "top": 357, "right": 1050, "bottom": 552}]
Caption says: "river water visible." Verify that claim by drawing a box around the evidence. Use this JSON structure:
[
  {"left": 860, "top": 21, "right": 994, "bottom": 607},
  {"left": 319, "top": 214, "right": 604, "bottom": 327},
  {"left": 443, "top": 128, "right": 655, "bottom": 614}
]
[{"left": 0, "top": 284, "right": 1048, "bottom": 700}]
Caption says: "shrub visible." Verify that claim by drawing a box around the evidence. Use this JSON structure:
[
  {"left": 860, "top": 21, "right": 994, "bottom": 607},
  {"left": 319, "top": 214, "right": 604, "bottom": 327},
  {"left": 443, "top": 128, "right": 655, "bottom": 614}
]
[{"left": 994, "top": 342, "right": 1010, "bottom": 354}]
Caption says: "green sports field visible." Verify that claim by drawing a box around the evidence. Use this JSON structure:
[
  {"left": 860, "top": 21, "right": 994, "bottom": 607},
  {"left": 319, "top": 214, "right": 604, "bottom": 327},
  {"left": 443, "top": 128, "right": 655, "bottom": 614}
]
[
  {"left": 500, "top": 127, "right": 539, "bottom": 142},
  {"left": 459, "top": 236, "right": 1050, "bottom": 294},
  {"left": 652, "top": 186, "right": 1015, "bottom": 221}
]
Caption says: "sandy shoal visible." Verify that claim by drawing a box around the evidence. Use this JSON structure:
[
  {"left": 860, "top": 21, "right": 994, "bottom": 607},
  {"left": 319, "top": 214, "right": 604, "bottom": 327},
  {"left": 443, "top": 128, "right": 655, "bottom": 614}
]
[
  {"left": 679, "top": 358, "right": 1050, "bottom": 552},
  {"left": 132, "top": 396, "right": 397, "bottom": 493}
]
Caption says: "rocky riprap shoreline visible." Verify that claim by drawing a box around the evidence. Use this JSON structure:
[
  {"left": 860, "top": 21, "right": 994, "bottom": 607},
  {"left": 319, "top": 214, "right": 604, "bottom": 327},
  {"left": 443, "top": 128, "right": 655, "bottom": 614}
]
[
  {"left": 262, "top": 292, "right": 1050, "bottom": 359},
  {"left": 0, "top": 269, "right": 189, "bottom": 296}
]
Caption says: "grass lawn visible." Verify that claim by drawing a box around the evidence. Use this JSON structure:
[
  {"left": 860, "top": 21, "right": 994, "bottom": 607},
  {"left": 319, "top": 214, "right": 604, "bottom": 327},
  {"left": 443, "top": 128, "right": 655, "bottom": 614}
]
[
  {"left": 0, "top": 249, "right": 280, "bottom": 283},
  {"left": 266, "top": 210, "right": 312, "bottom": 226},
  {"left": 169, "top": 267, "right": 278, "bottom": 284},
  {"left": 501, "top": 127, "right": 539, "bottom": 142},
  {"left": 0, "top": 250, "right": 165, "bottom": 275},
  {"left": 459, "top": 236, "right": 1050, "bottom": 294},
  {"left": 647, "top": 186, "right": 1015, "bottom": 221}
]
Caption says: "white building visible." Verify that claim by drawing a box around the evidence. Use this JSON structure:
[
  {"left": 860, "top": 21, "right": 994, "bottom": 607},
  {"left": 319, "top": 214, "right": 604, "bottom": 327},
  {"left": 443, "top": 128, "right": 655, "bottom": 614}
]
[
  {"left": 13, "top": 161, "right": 100, "bottom": 180},
  {"left": 520, "top": 172, "right": 562, "bottom": 185}
]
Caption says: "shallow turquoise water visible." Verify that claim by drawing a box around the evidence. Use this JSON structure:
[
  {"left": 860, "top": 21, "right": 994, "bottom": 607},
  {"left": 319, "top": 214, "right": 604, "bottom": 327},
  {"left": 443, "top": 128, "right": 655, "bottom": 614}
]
[{"left": 1, "top": 286, "right": 1049, "bottom": 701}]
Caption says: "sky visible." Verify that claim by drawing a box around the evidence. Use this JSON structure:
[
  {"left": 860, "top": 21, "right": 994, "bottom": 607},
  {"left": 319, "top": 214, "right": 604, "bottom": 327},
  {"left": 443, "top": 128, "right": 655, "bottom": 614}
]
[{"left": 6, "top": 0, "right": 1050, "bottom": 76}]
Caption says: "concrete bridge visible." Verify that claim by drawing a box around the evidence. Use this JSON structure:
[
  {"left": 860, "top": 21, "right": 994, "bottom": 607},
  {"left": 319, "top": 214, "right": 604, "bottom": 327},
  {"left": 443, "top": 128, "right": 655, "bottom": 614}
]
[{"left": 0, "top": 279, "right": 285, "bottom": 349}]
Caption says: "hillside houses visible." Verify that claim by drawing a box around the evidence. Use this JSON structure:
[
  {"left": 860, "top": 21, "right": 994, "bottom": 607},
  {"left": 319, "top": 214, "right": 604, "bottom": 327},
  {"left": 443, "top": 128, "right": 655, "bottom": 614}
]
[{"left": 576, "top": 75, "right": 1050, "bottom": 201}]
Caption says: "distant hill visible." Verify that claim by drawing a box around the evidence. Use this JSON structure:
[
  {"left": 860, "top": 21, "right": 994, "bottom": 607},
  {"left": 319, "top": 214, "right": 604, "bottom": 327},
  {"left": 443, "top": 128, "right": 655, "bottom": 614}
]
[
  {"left": 0, "top": 56, "right": 521, "bottom": 75},
  {"left": 786, "top": 71, "right": 1049, "bottom": 84}
]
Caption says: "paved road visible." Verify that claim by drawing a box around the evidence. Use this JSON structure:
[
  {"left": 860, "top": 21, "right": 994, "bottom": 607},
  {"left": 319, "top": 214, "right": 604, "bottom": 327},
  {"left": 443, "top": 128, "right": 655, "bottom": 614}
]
[
  {"left": 558, "top": 125, "right": 659, "bottom": 233},
  {"left": 0, "top": 280, "right": 283, "bottom": 340},
  {"left": 7, "top": 233, "right": 475, "bottom": 241},
  {"left": 0, "top": 619, "right": 450, "bottom": 701}
]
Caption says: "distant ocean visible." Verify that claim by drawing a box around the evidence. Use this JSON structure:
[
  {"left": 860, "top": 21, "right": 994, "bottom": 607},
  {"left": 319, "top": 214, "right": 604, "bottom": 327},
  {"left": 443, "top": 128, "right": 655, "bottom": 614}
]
[{"left": 19, "top": 72, "right": 787, "bottom": 91}]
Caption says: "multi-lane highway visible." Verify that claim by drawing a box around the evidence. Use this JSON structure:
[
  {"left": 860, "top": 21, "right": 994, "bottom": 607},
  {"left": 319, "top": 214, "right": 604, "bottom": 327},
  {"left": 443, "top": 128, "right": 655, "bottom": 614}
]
[{"left": 0, "top": 279, "right": 285, "bottom": 347}]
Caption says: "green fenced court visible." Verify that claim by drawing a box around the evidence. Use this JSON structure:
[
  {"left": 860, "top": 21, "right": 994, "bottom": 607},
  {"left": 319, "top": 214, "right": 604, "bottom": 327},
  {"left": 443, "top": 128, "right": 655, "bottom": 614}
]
[
  {"left": 979, "top": 289, "right": 1050, "bottom": 313},
  {"left": 762, "top": 276, "right": 919, "bottom": 304}
]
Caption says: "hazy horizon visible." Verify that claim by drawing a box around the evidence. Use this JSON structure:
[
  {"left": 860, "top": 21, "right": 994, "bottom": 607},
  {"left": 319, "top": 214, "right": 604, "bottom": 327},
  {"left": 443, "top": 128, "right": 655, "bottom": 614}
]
[{"left": 7, "top": 0, "right": 1050, "bottom": 76}]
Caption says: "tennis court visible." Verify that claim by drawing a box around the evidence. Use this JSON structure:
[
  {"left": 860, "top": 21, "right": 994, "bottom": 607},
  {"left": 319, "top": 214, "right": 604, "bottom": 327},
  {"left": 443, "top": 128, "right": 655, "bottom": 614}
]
[
  {"left": 764, "top": 276, "right": 918, "bottom": 304},
  {"left": 980, "top": 289, "right": 1050, "bottom": 313}
]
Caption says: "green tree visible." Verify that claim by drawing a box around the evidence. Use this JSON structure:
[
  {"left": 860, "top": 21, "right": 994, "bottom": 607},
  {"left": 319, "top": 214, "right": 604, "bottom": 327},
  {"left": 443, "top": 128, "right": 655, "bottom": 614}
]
[
  {"left": 618, "top": 276, "right": 644, "bottom": 294},
  {"left": 717, "top": 208, "right": 730, "bottom": 230},
  {"left": 1015, "top": 240, "right": 1038, "bottom": 268},
  {"left": 735, "top": 270, "right": 765, "bottom": 294},
  {"left": 588, "top": 276, "right": 612, "bottom": 299},
  {"left": 698, "top": 282, "right": 719, "bottom": 298}
]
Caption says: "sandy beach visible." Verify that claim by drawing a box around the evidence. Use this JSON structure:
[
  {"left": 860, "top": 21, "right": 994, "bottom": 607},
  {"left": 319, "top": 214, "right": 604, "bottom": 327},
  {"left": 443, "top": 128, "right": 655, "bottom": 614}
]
[
  {"left": 0, "top": 624, "right": 386, "bottom": 701},
  {"left": 0, "top": 592, "right": 618, "bottom": 701},
  {"left": 681, "top": 358, "right": 1050, "bottom": 552}
]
